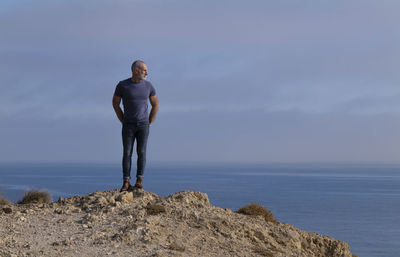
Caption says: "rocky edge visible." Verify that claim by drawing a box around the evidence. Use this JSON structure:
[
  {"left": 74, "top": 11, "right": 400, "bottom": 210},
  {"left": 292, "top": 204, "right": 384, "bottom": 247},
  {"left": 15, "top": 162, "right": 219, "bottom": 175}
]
[{"left": 0, "top": 189, "right": 354, "bottom": 257}]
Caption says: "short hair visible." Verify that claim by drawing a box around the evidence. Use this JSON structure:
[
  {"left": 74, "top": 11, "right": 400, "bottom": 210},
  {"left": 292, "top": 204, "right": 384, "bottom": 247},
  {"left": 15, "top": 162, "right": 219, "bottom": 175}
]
[{"left": 131, "top": 60, "right": 145, "bottom": 72}]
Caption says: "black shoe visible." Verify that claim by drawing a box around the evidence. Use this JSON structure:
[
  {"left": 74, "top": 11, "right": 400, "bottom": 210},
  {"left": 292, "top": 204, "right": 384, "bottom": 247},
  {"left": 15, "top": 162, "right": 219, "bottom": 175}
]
[
  {"left": 120, "top": 179, "right": 131, "bottom": 192},
  {"left": 134, "top": 177, "right": 143, "bottom": 189}
]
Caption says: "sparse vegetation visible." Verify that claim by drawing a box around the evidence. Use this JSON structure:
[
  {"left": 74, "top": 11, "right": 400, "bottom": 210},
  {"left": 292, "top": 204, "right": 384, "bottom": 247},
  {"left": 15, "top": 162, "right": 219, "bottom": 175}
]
[
  {"left": 17, "top": 190, "right": 52, "bottom": 204},
  {"left": 0, "top": 193, "right": 11, "bottom": 206},
  {"left": 236, "top": 202, "right": 277, "bottom": 223},
  {"left": 146, "top": 203, "right": 166, "bottom": 215},
  {"left": 0, "top": 198, "right": 11, "bottom": 206}
]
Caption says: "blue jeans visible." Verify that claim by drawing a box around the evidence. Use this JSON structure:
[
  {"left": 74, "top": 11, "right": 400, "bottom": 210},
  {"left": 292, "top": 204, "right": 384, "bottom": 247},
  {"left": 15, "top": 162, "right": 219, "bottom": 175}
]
[{"left": 122, "top": 121, "right": 150, "bottom": 179}]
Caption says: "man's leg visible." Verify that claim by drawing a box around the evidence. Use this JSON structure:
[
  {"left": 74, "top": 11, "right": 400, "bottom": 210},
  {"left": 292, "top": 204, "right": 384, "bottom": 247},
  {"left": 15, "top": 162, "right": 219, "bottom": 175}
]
[
  {"left": 134, "top": 123, "right": 149, "bottom": 188},
  {"left": 121, "top": 124, "right": 135, "bottom": 191}
]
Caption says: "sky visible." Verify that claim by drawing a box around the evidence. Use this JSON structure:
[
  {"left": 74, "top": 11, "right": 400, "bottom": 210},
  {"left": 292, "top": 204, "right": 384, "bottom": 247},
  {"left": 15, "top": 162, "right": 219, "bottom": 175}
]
[{"left": 0, "top": 0, "right": 399, "bottom": 164}]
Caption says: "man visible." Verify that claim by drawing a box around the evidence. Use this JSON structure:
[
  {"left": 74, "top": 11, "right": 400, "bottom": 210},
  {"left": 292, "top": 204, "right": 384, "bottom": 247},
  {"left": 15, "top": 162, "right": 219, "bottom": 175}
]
[{"left": 112, "top": 60, "right": 159, "bottom": 191}]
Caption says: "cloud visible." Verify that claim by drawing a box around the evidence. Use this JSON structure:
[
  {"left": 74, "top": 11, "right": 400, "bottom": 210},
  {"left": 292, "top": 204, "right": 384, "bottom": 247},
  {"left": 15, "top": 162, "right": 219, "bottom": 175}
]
[{"left": 0, "top": 0, "right": 399, "bottom": 163}]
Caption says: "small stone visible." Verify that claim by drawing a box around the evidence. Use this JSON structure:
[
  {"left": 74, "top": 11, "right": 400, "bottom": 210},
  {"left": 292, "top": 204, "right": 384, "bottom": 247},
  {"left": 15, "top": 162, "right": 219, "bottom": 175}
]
[
  {"left": 96, "top": 197, "right": 108, "bottom": 206},
  {"left": 224, "top": 208, "right": 232, "bottom": 213},
  {"left": 62, "top": 239, "right": 71, "bottom": 246},
  {"left": 116, "top": 192, "right": 134, "bottom": 203},
  {"left": 113, "top": 202, "right": 122, "bottom": 208},
  {"left": 288, "top": 230, "right": 300, "bottom": 239},
  {"left": 82, "top": 213, "right": 99, "bottom": 224},
  {"left": 108, "top": 198, "right": 116, "bottom": 205},
  {"left": 53, "top": 239, "right": 72, "bottom": 246},
  {"left": 87, "top": 196, "right": 97, "bottom": 204},
  {"left": 64, "top": 208, "right": 72, "bottom": 215}
]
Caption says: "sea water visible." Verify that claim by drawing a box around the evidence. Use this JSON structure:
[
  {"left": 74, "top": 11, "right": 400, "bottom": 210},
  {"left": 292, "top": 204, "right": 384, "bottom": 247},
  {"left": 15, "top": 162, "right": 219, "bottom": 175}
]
[{"left": 0, "top": 162, "right": 399, "bottom": 257}]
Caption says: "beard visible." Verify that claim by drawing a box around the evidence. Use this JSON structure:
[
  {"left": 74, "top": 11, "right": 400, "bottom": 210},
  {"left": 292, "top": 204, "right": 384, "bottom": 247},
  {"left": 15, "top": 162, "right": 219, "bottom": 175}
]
[{"left": 139, "top": 74, "right": 147, "bottom": 80}]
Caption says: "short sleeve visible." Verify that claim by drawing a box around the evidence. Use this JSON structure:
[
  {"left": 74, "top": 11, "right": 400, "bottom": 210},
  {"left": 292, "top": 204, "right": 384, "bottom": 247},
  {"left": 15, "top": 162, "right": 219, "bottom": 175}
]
[
  {"left": 149, "top": 81, "right": 156, "bottom": 97},
  {"left": 114, "top": 82, "right": 122, "bottom": 97}
]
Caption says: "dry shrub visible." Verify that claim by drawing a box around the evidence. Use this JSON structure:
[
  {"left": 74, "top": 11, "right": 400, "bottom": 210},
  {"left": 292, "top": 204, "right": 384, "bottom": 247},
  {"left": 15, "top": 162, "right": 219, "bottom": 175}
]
[
  {"left": 0, "top": 192, "right": 11, "bottom": 206},
  {"left": 17, "top": 190, "right": 52, "bottom": 204},
  {"left": 236, "top": 202, "right": 277, "bottom": 223},
  {"left": 0, "top": 195, "right": 11, "bottom": 206},
  {"left": 146, "top": 204, "right": 166, "bottom": 215},
  {"left": 0, "top": 198, "right": 11, "bottom": 206}
]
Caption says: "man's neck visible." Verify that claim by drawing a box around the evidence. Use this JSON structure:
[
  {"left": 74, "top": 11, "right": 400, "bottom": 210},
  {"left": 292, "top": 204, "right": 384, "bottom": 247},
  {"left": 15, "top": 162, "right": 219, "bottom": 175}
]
[{"left": 131, "top": 76, "right": 142, "bottom": 83}]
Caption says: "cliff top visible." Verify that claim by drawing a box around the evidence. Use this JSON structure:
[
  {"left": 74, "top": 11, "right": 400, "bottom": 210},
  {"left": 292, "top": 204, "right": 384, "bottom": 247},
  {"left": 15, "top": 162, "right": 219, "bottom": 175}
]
[{"left": 0, "top": 188, "right": 354, "bottom": 257}]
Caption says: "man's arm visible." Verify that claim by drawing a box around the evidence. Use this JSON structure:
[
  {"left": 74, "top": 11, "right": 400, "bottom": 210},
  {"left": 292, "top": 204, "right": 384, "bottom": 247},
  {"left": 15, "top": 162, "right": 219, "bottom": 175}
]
[
  {"left": 112, "top": 95, "right": 124, "bottom": 123},
  {"left": 149, "top": 95, "right": 159, "bottom": 126}
]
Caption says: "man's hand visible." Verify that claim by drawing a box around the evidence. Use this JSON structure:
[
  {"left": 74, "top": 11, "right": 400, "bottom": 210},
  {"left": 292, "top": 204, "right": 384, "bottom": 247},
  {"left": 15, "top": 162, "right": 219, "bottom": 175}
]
[
  {"left": 149, "top": 95, "right": 159, "bottom": 126},
  {"left": 112, "top": 95, "right": 124, "bottom": 123}
]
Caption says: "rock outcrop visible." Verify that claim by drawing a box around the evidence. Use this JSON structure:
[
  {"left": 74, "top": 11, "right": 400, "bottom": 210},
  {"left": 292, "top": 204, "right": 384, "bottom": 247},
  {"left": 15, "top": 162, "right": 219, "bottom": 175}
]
[{"left": 0, "top": 189, "right": 354, "bottom": 257}]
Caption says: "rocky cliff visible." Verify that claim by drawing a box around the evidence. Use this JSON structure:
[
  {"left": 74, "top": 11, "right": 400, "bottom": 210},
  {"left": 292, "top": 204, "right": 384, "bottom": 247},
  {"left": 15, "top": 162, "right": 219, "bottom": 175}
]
[{"left": 0, "top": 189, "right": 354, "bottom": 257}]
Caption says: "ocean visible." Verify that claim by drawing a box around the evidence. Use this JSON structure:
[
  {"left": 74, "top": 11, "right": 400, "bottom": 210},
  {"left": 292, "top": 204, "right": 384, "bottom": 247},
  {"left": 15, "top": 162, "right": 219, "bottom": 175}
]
[{"left": 0, "top": 162, "right": 399, "bottom": 257}]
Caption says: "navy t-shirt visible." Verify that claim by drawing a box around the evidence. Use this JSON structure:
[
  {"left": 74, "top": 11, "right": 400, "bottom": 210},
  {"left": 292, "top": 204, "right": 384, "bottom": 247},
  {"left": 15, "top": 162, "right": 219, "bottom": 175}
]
[{"left": 114, "top": 78, "right": 156, "bottom": 123}]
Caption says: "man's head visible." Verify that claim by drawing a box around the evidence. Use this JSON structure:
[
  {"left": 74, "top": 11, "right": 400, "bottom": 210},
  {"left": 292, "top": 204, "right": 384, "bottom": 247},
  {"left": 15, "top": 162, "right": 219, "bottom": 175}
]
[{"left": 131, "top": 60, "right": 148, "bottom": 81}]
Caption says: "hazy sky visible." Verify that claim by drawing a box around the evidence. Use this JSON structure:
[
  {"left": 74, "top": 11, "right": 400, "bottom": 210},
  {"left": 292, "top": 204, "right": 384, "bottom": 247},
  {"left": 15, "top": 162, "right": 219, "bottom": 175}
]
[{"left": 1, "top": 0, "right": 399, "bottom": 163}]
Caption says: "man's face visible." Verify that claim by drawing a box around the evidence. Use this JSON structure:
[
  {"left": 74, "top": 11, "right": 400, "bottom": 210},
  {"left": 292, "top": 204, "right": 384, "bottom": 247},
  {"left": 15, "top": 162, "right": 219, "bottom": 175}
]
[{"left": 135, "top": 63, "right": 148, "bottom": 80}]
